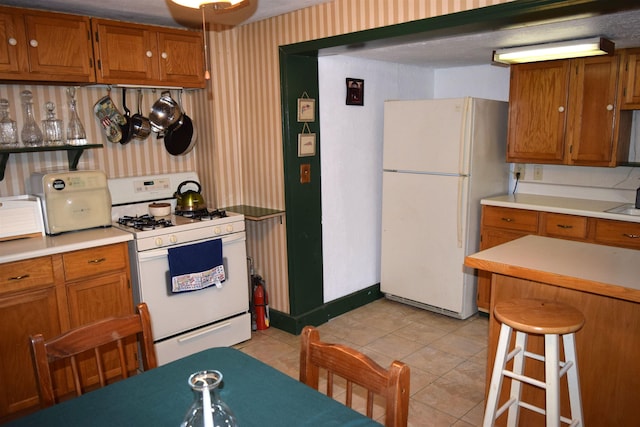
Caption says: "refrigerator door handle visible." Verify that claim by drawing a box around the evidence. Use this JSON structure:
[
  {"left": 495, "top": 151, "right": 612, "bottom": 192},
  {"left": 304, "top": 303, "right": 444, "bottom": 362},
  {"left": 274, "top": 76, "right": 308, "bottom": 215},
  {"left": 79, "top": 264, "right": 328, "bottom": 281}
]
[
  {"left": 458, "top": 98, "right": 471, "bottom": 175},
  {"left": 457, "top": 176, "right": 465, "bottom": 248}
]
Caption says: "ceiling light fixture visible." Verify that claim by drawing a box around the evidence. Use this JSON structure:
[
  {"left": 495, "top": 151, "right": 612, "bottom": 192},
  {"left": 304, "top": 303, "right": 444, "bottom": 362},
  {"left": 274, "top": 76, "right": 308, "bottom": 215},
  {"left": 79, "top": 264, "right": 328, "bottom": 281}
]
[
  {"left": 492, "top": 37, "right": 614, "bottom": 65},
  {"left": 171, "top": 0, "right": 246, "bottom": 9},
  {"left": 171, "top": 0, "right": 250, "bottom": 80}
]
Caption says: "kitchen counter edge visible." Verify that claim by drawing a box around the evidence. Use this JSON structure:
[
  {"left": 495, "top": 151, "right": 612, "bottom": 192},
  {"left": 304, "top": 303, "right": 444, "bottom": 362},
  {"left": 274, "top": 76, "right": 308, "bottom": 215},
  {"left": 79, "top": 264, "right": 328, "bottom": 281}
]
[
  {"left": 481, "top": 193, "right": 638, "bottom": 222},
  {"left": 465, "top": 234, "right": 640, "bottom": 303},
  {"left": 0, "top": 227, "right": 133, "bottom": 264}
]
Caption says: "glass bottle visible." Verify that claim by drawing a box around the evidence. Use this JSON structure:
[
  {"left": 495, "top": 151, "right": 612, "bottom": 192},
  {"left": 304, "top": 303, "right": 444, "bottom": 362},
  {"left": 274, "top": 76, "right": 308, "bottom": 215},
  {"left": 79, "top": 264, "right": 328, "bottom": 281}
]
[
  {"left": 181, "top": 370, "right": 238, "bottom": 427},
  {"left": 66, "top": 87, "right": 87, "bottom": 146},
  {"left": 20, "top": 90, "right": 43, "bottom": 146},
  {"left": 0, "top": 98, "right": 18, "bottom": 146},
  {"left": 41, "top": 101, "right": 64, "bottom": 146}
]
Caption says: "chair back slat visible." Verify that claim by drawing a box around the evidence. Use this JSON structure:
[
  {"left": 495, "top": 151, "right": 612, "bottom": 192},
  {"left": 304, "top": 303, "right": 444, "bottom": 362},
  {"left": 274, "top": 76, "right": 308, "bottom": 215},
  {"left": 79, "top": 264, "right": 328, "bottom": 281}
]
[
  {"left": 300, "top": 326, "right": 410, "bottom": 427},
  {"left": 30, "top": 303, "right": 157, "bottom": 408}
]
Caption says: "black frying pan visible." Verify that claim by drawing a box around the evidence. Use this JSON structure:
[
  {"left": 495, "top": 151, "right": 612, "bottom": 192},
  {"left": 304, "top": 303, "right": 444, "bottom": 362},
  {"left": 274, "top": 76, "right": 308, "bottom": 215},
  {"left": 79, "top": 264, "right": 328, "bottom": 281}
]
[
  {"left": 119, "top": 88, "right": 134, "bottom": 145},
  {"left": 164, "top": 91, "right": 197, "bottom": 156}
]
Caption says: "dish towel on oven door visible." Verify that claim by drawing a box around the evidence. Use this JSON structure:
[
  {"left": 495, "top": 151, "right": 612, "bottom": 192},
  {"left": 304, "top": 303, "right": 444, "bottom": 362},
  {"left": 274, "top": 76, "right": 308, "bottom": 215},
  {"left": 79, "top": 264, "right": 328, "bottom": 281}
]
[{"left": 168, "top": 239, "right": 225, "bottom": 292}]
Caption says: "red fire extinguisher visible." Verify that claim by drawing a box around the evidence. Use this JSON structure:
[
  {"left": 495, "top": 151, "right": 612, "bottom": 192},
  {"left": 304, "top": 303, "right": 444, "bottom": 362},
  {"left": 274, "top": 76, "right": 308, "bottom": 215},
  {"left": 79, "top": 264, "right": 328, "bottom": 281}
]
[{"left": 252, "top": 275, "right": 270, "bottom": 330}]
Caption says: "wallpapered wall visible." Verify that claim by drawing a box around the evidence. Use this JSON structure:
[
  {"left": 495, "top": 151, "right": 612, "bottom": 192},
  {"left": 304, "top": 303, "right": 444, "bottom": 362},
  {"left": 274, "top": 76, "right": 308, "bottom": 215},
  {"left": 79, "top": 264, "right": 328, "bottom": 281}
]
[{"left": 207, "top": 0, "right": 512, "bottom": 313}]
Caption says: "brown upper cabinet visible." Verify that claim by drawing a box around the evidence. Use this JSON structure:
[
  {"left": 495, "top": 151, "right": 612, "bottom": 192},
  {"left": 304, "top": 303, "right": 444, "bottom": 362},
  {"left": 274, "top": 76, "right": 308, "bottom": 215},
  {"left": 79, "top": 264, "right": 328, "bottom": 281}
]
[
  {"left": 92, "top": 19, "right": 205, "bottom": 88},
  {"left": 620, "top": 48, "right": 640, "bottom": 109},
  {"left": 507, "top": 55, "right": 633, "bottom": 167},
  {"left": 0, "top": 6, "right": 95, "bottom": 83}
]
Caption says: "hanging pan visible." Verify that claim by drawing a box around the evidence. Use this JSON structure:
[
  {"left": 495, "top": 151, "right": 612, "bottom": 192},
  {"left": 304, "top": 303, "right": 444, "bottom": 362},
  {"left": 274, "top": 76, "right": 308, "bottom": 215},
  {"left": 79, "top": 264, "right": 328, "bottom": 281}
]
[
  {"left": 131, "top": 89, "right": 151, "bottom": 141},
  {"left": 119, "top": 87, "right": 134, "bottom": 145},
  {"left": 164, "top": 90, "right": 197, "bottom": 156}
]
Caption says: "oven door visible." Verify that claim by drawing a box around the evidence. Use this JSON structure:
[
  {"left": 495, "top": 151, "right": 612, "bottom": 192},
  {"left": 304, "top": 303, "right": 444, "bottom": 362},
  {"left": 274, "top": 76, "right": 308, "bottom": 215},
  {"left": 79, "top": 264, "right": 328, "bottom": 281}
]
[{"left": 135, "top": 232, "right": 249, "bottom": 341}]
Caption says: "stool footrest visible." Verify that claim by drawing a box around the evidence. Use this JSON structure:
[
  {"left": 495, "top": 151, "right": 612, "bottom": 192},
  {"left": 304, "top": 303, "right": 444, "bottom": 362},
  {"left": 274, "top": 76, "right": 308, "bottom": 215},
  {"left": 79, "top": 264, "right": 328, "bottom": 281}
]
[{"left": 503, "top": 369, "right": 546, "bottom": 389}]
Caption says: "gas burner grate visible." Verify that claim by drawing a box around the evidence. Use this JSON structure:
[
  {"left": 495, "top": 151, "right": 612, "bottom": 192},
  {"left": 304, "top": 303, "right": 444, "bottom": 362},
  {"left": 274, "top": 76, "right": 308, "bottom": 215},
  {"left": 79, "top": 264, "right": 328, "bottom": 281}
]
[
  {"left": 117, "top": 215, "right": 174, "bottom": 230},
  {"left": 175, "top": 208, "right": 227, "bottom": 221}
]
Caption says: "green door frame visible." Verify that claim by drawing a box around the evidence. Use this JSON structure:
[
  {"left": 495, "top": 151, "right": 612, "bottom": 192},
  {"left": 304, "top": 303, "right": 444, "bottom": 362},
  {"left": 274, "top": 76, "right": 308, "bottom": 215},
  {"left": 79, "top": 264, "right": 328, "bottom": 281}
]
[{"left": 274, "top": 0, "right": 639, "bottom": 334}]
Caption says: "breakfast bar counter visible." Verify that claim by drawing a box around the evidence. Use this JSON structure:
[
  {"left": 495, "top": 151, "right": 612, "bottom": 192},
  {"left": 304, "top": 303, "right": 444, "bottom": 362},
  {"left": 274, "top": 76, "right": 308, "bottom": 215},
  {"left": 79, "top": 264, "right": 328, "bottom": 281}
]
[{"left": 465, "top": 235, "right": 640, "bottom": 426}]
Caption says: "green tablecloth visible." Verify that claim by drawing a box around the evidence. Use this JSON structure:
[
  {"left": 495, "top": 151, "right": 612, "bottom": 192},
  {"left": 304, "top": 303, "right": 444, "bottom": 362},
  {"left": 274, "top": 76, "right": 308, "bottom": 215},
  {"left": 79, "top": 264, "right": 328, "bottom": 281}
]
[{"left": 8, "top": 347, "right": 381, "bottom": 427}]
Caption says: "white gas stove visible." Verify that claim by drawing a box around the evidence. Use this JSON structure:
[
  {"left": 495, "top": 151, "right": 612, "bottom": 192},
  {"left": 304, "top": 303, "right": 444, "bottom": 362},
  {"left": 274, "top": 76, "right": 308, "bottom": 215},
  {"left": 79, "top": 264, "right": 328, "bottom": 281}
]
[{"left": 108, "top": 172, "right": 251, "bottom": 366}]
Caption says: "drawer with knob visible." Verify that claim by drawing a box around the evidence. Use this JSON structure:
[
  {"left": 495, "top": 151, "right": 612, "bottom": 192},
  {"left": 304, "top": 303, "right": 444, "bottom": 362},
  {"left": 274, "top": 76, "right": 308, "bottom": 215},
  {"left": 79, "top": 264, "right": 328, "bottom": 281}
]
[
  {"left": 0, "top": 256, "right": 54, "bottom": 295},
  {"left": 593, "top": 219, "right": 640, "bottom": 249},
  {"left": 541, "top": 212, "right": 589, "bottom": 240},
  {"left": 482, "top": 206, "right": 539, "bottom": 233},
  {"left": 62, "top": 243, "right": 128, "bottom": 282}
]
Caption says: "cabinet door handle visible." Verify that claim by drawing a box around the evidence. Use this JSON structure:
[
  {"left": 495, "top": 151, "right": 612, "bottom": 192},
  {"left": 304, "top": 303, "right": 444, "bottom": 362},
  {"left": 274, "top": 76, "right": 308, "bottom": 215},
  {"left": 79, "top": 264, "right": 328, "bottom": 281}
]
[
  {"left": 161, "top": 52, "right": 168, "bottom": 59},
  {"left": 8, "top": 274, "right": 30, "bottom": 281},
  {"left": 606, "top": 104, "right": 614, "bottom": 111},
  {"left": 557, "top": 224, "right": 573, "bottom": 229},
  {"left": 558, "top": 106, "right": 565, "bottom": 113},
  {"left": 623, "top": 233, "right": 640, "bottom": 239},
  {"left": 88, "top": 257, "right": 107, "bottom": 264},
  {"left": 501, "top": 217, "right": 513, "bottom": 222},
  {"left": 8, "top": 37, "right": 17, "bottom": 46},
  {"left": 29, "top": 39, "right": 38, "bottom": 48},
  {"left": 146, "top": 50, "right": 153, "bottom": 58}
]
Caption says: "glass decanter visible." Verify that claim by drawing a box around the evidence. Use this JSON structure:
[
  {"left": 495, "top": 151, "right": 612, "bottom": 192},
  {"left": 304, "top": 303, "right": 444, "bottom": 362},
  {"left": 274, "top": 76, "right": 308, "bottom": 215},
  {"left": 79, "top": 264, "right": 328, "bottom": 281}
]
[
  {"left": 41, "top": 101, "right": 64, "bottom": 146},
  {"left": 20, "top": 90, "right": 43, "bottom": 146},
  {"left": 66, "top": 87, "right": 87, "bottom": 146},
  {"left": 181, "top": 370, "right": 238, "bottom": 427},
  {"left": 0, "top": 98, "right": 18, "bottom": 146}
]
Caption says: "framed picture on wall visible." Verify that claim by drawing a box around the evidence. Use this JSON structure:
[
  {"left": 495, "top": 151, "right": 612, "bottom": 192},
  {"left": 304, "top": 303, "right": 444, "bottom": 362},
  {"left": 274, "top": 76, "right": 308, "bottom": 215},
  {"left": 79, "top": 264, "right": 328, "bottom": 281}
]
[
  {"left": 346, "top": 78, "right": 364, "bottom": 106},
  {"left": 297, "top": 98, "right": 316, "bottom": 122},
  {"left": 298, "top": 133, "right": 316, "bottom": 157}
]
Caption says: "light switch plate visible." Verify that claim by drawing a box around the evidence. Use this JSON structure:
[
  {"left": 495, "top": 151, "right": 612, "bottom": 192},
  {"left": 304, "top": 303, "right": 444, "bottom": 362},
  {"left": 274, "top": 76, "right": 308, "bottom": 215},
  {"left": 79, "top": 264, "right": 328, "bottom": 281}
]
[{"left": 300, "top": 164, "right": 311, "bottom": 183}]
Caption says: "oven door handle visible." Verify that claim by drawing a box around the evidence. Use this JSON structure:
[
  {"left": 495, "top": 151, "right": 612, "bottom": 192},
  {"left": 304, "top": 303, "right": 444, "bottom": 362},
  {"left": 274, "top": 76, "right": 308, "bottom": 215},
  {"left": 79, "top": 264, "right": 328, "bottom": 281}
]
[{"left": 137, "top": 232, "right": 246, "bottom": 261}]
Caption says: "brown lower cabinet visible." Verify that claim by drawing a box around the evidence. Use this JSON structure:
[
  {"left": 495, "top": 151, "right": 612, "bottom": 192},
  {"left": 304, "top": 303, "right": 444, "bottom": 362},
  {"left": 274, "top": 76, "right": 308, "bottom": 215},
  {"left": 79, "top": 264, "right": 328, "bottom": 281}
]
[
  {"left": 477, "top": 205, "right": 640, "bottom": 311},
  {"left": 0, "top": 242, "right": 133, "bottom": 422}
]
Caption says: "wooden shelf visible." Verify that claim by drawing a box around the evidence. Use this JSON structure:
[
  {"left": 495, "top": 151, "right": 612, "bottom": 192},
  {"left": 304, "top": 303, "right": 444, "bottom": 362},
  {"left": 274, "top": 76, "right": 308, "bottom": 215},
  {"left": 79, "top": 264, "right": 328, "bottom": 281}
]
[
  {"left": 224, "top": 205, "right": 285, "bottom": 221},
  {"left": 0, "top": 144, "right": 103, "bottom": 181}
]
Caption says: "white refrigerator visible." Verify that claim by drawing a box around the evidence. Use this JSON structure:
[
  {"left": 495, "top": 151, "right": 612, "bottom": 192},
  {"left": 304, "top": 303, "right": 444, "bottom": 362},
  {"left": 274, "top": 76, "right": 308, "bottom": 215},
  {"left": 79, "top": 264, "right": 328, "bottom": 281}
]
[{"left": 380, "top": 97, "right": 508, "bottom": 319}]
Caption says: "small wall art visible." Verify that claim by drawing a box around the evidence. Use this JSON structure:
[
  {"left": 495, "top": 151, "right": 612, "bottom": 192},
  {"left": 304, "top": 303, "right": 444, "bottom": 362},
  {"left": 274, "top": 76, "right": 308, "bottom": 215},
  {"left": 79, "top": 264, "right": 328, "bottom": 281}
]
[
  {"left": 346, "top": 78, "right": 364, "bottom": 106},
  {"left": 298, "top": 133, "right": 316, "bottom": 157},
  {"left": 297, "top": 97, "right": 316, "bottom": 122}
]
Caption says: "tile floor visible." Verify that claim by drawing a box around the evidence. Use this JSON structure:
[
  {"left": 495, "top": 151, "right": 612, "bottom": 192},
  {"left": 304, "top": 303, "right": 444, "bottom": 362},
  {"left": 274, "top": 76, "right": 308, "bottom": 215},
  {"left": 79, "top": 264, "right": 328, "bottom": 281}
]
[{"left": 234, "top": 298, "right": 489, "bottom": 426}]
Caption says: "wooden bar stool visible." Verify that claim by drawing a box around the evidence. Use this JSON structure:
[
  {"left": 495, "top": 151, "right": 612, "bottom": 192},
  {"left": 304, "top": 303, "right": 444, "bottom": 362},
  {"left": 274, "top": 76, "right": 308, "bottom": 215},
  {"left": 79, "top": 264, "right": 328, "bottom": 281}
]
[{"left": 483, "top": 299, "right": 585, "bottom": 427}]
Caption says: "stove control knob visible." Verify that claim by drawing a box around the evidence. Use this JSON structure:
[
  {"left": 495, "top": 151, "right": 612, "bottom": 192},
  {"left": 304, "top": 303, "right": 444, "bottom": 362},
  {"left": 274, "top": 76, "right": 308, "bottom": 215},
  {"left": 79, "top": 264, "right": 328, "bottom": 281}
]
[
  {"left": 155, "top": 237, "right": 163, "bottom": 247},
  {"left": 170, "top": 235, "right": 178, "bottom": 244},
  {"left": 214, "top": 227, "right": 222, "bottom": 235},
  {"left": 226, "top": 225, "right": 234, "bottom": 232}
]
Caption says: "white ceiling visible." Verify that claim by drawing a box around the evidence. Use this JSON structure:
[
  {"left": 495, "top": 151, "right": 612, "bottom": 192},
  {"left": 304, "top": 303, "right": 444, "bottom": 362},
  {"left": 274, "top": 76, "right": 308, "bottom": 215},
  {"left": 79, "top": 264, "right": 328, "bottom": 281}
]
[
  {"left": 338, "top": 8, "right": 640, "bottom": 67},
  {"left": 3, "top": 1, "right": 640, "bottom": 68}
]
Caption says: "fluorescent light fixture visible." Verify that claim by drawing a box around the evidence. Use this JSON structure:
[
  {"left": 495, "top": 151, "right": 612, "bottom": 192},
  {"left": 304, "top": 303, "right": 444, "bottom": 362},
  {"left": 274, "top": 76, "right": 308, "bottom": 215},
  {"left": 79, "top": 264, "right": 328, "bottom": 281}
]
[
  {"left": 493, "top": 37, "right": 614, "bottom": 65},
  {"left": 171, "top": 0, "right": 245, "bottom": 9}
]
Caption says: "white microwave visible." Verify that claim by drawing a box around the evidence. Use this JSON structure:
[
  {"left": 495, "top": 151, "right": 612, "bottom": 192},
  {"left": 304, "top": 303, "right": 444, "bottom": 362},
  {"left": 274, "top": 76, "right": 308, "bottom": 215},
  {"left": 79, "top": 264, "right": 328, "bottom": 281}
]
[{"left": 30, "top": 170, "right": 112, "bottom": 235}]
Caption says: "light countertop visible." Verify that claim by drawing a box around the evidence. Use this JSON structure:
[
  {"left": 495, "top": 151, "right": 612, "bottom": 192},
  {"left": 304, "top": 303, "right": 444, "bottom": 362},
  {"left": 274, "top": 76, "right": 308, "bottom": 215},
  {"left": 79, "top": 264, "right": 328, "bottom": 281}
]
[
  {"left": 465, "top": 234, "right": 640, "bottom": 303},
  {"left": 0, "top": 227, "right": 133, "bottom": 264},
  {"left": 481, "top": 193, "right": 638, "bottom": 222}
]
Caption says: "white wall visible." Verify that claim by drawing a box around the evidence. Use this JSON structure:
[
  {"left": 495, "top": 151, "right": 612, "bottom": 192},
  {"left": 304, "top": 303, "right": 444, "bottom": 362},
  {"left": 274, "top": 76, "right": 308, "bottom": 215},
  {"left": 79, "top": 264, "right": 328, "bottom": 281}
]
[
  {"left": 318, "top": 56, "right": 434, "bottom": 302},
  {"left": 434, "top": 64, "right": 510, "bottom": 101}
]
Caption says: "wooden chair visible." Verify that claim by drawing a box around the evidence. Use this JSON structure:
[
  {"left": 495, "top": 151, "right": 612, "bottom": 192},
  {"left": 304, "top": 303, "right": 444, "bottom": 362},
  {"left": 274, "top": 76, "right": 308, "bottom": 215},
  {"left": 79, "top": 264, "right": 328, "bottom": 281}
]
[
  {"left": 300, "top": 325, "right": 410, "bottom": 427},
  {"left": 30, "top": 302, "right": 157, "bottom": 408}
]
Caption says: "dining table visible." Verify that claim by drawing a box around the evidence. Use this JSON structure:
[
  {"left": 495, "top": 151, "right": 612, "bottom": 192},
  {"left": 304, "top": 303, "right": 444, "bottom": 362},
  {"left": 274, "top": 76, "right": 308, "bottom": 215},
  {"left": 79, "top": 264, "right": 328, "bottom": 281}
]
[{"left": 7, "top": 347, "right": 381, "bottom": 426}]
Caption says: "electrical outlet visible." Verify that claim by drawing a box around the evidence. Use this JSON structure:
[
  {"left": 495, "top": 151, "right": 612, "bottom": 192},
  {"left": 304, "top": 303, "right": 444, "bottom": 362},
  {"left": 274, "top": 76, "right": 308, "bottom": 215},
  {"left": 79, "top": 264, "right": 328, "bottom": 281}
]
[
  {"left": 534, "top": 165, "right": 543, "bottom": 180},
  {"left": 513, "top": 164, "right": 525, "bottom": 179}
]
